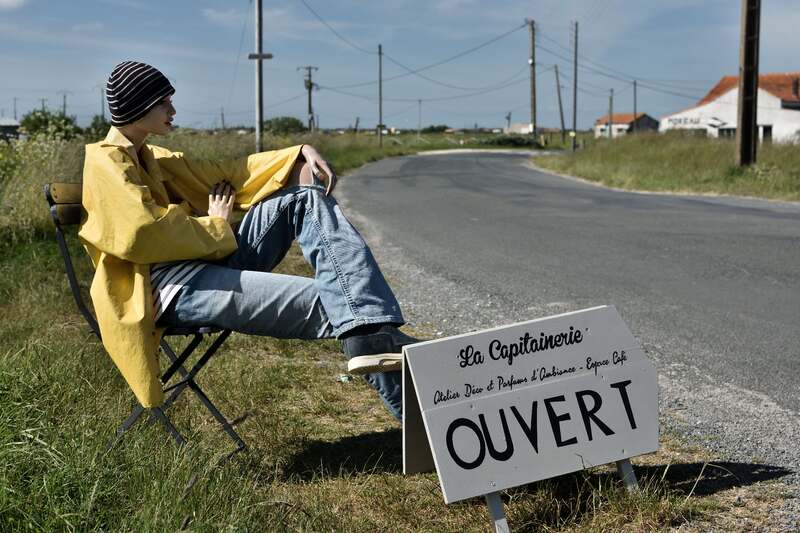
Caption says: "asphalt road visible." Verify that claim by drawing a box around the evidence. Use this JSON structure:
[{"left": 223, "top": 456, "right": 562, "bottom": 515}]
[{"left": 339, "top": 151, "right": 800, "bottom": 415}]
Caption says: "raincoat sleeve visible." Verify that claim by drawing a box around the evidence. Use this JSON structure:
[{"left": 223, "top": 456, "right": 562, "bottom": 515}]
[
  {"left": 150, "top": 144, "right": 304, "bottom": 213},
  {"left": 78, "top": 145, "right": 238, "bottom": 264}
]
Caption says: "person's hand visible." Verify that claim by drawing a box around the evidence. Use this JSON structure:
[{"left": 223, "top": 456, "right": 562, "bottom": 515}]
[
  {"left": 301, "top": 144, "right": 337, "bottom": 195},
  {"left": 208, "top": 180, "right": 236, "bottom": 222}
]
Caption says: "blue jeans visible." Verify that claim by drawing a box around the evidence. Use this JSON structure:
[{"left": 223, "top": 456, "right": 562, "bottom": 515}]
[{"left": 156, "top": 184, "right": 405, "bottom": 420}]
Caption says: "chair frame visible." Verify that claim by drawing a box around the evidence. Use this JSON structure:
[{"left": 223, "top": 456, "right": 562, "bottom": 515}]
[{"left": 44, "top": 183, "right": 246, "bottom": 454}]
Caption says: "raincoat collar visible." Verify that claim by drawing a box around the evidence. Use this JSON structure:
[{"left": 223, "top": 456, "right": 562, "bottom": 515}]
[{"left": 101, "top": 126, "right": 165, "bottom": 182}]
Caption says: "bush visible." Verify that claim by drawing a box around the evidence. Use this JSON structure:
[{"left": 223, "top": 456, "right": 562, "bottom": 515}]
[
  {"left": 422, "top": 124, "right": 449, "bottom": 133},
  {"left": 83, "top": 114, "right": 111, "bottom": 142},
  {"left": 0, "top": 141, "right": 20, "bottom": 184},
  {"left": 264, "top": 116, "right": 307, "bottom": 135},
  {"left": 476, "top": 134, "right": 541, "bottom": 148},
  {"left": 19, "top": 109, "right": 81, "bottom": 140}
]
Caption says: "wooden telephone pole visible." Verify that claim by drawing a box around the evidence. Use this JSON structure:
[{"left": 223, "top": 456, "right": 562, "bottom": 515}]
[
  {"left": 249, "top": 0, "right": 274, "bottom": 152},
  {"left": 298, "top": 66, "right": 318, "bottom": 131},
  {"left": 528, "top": 18, "right": 536, "bottom": 135},
  {"left": 378, "top": 44, "right": 384, "bottom": 147},
  {"left": 554, "top": 65, "right": 566, "bottom": 143},
  {"left": 736, "top": 0, "right": 761, "bottom": 166},
  {"left": 571, "top": 21, "right": 579, "bottom": 152}
]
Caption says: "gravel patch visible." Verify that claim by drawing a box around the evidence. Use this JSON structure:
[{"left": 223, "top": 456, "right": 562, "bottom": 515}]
[{"left": 339, "top": 181, "right": 800, "bottom": 531}]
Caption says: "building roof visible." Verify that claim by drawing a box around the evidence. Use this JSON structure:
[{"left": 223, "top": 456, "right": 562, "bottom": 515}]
[
  {"left": 698, "top": 71, "right": 800, "bottom": 106},
  {"left": 0, "top": 118, "right": 20, "bottom": 127},
  {"left": 594, "top": 112, "right": 647, "bottom": 126}
]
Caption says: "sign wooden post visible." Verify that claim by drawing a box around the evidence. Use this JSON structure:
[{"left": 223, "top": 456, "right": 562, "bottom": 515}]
[{"left": 402, "top": 305, "right": 657, "bottom": 531}]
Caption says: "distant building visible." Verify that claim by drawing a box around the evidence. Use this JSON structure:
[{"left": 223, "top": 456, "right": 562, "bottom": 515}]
[
  {"left": 504, "top": 122, "right": 533, "bottom": 134},
  {"left": 0, "top": 117, "right": 20, "bottom": 140},
  {"left": 659, "top": 72, "right": 800, "bottom": 143},
  {"left": 593, "top": 113, "right": 658, "bottom": 138}
]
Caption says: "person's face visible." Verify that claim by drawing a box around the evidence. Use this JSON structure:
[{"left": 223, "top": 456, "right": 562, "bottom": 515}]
[{"left": 135, "top": 95, "right": 176, "bottom": 135}]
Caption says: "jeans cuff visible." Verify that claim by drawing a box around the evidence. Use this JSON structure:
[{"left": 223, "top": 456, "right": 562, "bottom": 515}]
[{"left": 333, "top": 315, "right": 405, "bottom": 338}]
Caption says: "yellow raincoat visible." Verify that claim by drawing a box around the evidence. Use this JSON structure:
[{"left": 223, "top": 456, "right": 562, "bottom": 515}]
[{"left": 78, "top": 126, "right": 302, "bottom": 407}]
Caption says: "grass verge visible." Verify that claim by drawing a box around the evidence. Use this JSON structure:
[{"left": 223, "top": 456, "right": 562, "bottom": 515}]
[
  {"left": 0, "top": 130, "right": 791, "bottom": 531},
  {"left": 534, "top": 132, "right": 800, "bottom": 202}
]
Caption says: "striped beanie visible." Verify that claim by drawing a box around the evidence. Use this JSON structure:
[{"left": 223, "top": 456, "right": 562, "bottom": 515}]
[{"left": 106, "top": 61, "right": 175, "bottom": 126}]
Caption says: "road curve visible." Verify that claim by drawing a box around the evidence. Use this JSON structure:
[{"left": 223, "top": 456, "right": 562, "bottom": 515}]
[{"left": 338, "top": 151, "right": 800, "bottom": 484}]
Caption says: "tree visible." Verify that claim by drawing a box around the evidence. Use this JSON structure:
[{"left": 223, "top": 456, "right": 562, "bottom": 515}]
[
  {"left": 19, "top": 109, "right": 81, "bottom": 139},
  {"left": 422, "top": 124, "right": 449, "bottom": 133},
  {"left": 84, "top": 114, "right": 111, "bottom": 141},
  {"left": 264, "top": 116, "right": 307, "bottom": 135}
]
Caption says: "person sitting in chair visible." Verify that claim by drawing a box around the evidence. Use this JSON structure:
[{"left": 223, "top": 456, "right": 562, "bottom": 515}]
[{"left": 79, "top": 61, "right": 415, "bottom": 422}]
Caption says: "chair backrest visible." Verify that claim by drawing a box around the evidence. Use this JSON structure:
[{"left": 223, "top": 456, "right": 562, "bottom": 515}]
[{"left": 44, "top": 182, "right": 100, "bottom": 336}]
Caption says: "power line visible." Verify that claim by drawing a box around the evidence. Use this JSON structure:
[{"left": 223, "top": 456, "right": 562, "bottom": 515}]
[
  {"left": 381, "top": 55, "right": 529, "bottom": 91},
  {"left": 318, "top": 72, "right": 531, "bottom": 104},
  {"left": 226, "top": 0, "right": 251, "bottom": 109},
  {"left": 298, "top": 0, "right": 375, "bottom": 55},
  {"left": 324, "top": 22, "right": 528, "bottom": 90}
]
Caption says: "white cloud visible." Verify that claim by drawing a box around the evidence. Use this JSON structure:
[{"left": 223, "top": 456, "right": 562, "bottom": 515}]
[
  {"left": 0, "top": 21, "right": 234, "bottom": 63},
  {"left": 71, "top": 21, "right": 104, "bottom": 32},
  {"left": 96, "top": 0, "right": 151, "bottom": 9},
  {"left": 202, "top": 8, "right": 247, "bottom": 29},
  {"left": 0, "top": 0, "right": 27, "bottom": 10},
  {"left": 434, "top": 0, "right": 476, "bottom": 14}
]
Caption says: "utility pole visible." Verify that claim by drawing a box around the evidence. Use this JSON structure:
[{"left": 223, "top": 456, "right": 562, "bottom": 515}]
[
  {"left": 297, "top": 66, "right": 318, "bottom": 131},
  {"left": 220, "top": 107, "right": 226, "bottom": 130},
  {"left": 608, "top": 88, "right": 614, "bottom": 139},
  {"left": 632, "top": 80, "right": 637, "bottom": 134},
  {"left": 13, "top": 97, "right": 18, "bottom": 120},
  {"left": 528, "top": 18, "right": 536, "bottom": 135},
  {"left": 40, "top": 98, "right": 47, "bottom": 112},
  {"left": 57, "top": 90, "right": 72, "bottom": 116},
  {"left": 417, "top": 99, "right": 422, "bottom": 140},
  {"left": 378, "top": 44, "right": 383, "bottom": 147},
  {"left": 354, "top": 116, "right": 360, "bottom": 135},
  {"left": 554, "top": 65, "right": 566, "bottom": 143},
  {"left": 93, "top": 84, "right": 105, "bottom": 119},
  {"left": 505, "top": 111, "right": 512, "bottom": 131},
  {"left": 736, "top": 0, "right": 761, "bottom": 166},
  {"left": 571, "top": 21, "right": 579, "bottom": 152},
  {"left": 248, "top": 0, "right": 274, "bottom": 152}
]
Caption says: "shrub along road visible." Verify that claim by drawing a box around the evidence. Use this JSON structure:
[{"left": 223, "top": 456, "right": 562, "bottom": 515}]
[{"left": 338, "top": 151, "right": 800, "bottom": 510}]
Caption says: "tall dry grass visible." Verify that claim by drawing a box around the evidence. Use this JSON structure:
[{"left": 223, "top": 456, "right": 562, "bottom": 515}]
[
  {"left": 535, "top": 132, "right": 800, "bottom": 201},
  {"left": 0, "top": 129, "right": 715, "bottom": 531}
]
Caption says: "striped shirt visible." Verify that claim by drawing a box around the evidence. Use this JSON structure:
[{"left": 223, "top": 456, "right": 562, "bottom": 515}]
[{"left": 151, "top": 260, "right": 208, "bottom": 322}]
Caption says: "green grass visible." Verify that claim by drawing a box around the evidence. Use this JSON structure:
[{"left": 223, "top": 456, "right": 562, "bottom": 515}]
[
  {"left": 0, "top": 130, "right": 747, "bottom": 531},
  {"left": 534, "top": 132, "right": 800, "bottom": 201}
]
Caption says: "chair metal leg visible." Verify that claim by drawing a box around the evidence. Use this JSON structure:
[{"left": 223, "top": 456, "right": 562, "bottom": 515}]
[
  {"left": 148, "top": 330, "right": 245, "bottom": 452},
  {"left": 106, "top": 404, "right": 146, "bottom": 452},
  {"left": 151, "top": 407, "right": 186, "bottom": 446},
  {"left": 187, "top": 380, "right": 246, "bottom": 452},
  {"left": 160, "top": 334, "right": 204, "bottom": 385}
]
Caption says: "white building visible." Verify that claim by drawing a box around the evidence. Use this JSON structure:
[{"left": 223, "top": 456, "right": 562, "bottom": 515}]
[
  {"left": 594, "top": 113, "right": 659, "bottom": 138},
  {"left": 504, "top": 122, "right": 533, "bottom": 134},
  {"left": 660, "top": 72, "right": 800, "bottom": 143}
]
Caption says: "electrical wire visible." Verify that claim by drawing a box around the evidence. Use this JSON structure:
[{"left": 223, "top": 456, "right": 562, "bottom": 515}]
[
  {"left": 324, "top": 22, "right": 528, "bottom": 90},
  {"left": 298, "top": 0, "right": 376, "bottom": 55},
  {"left": 225, "top": 0, "right": 251, "bottom": 109}
]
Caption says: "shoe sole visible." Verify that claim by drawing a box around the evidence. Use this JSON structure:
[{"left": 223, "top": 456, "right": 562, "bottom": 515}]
[{"left": 347, "top": 353, "right": 402, "bottom": 375}]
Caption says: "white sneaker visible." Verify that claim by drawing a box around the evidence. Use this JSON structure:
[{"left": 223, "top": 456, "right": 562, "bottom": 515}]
[{"left": 347, "top": 353, "right": 402, "bottom": 375}]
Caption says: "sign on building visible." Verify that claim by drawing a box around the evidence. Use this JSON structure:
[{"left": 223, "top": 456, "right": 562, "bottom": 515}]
[{"left": 402, "top": 305, "right": 658, "bottom": 507}]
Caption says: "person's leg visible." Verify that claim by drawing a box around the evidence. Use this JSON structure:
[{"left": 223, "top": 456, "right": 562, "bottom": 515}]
[
  {"left": 198, "top": 172, "right": 409, "bottom": 420},
  {"left": 157, "top": 263, "right": 334, "bottom": 340},
  {"left": 226, "top": 178, "right": 404, "bottom": 337}
]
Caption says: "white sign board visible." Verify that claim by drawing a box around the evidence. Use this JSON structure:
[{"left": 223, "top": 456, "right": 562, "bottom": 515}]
[{"left": 402, "top": 305, "right": 658, "bottom": 504}]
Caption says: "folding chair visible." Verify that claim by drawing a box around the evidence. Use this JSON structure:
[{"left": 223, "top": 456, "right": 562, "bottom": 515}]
[{"left": 44, "top": 182, "right": 246, "bottom": 455}]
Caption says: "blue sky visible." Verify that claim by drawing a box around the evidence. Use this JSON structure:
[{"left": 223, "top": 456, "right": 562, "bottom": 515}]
[{"left": 1, "top": 0, "right": 797, "bottom": 130}]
